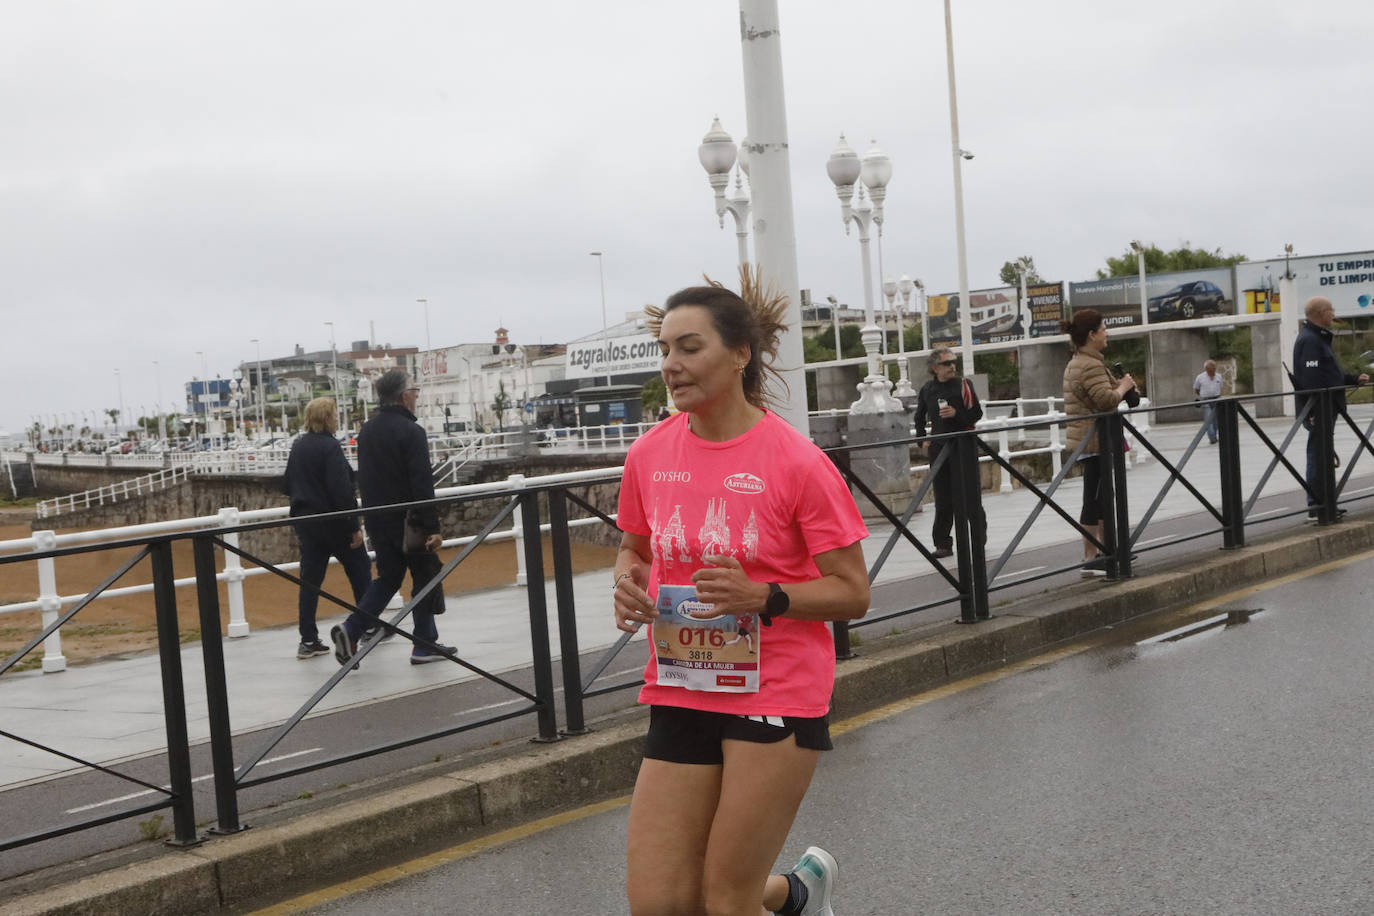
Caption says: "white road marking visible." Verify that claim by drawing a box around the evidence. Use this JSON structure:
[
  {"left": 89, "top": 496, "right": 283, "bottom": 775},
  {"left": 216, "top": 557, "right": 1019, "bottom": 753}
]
[{"left": 65, "top": 749, "right": 323, "bottom": 814}]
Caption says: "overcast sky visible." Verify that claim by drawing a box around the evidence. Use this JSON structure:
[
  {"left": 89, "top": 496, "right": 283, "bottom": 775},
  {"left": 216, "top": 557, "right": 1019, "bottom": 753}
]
[{"left": 4, "top": 0, "right": 1371, "bottom": 437}]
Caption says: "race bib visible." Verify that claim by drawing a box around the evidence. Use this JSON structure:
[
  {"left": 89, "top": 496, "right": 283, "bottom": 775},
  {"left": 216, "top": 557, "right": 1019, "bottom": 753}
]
[{"left": 652, "top": 584, "right": 759, "bottom": 693}]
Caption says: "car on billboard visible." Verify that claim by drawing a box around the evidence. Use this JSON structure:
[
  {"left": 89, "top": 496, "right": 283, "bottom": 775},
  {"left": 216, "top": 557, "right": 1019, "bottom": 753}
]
[{"left": 1147, "top": 280, "right": 1227, "bottom": 321}]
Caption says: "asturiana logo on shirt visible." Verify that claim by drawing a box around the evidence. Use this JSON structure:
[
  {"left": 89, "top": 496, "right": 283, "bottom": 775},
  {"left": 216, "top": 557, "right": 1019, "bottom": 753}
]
[{"left": 722, "top": 472, "right": 765, "bottom": 494}]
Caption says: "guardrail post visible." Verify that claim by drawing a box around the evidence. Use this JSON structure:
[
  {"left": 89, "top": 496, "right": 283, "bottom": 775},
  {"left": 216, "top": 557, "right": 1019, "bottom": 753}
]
[
  {"left": 996, "top": 427, "right": 1013, "bottom": 493},
  {"left": 509, "top": 474, "right": 528, "bottom": 586},
  {"left": 547, "top": 488, "right": 590, "bottom": 735},
  {"left": 1217, "top": 399, "right": 1245, "bottom": 548},
  {"left": 1048, "top": 417, "right": 1063, "bottom": 478},
  {"left": 828, "top": 449, "right": 856, "bottom": 659},
  {"left": 952, "top": 432, "right": 988, "bottom": 622},
  {"left": 219, "top": 507, "right": 250, "bottom": 637},
  {"left": 518, "top": 490, "right": 561, "bottom": 742},
  {"left": 1104, "top": 413, "right": 1132, "bottom": 579},
  {"left": 149, "top": 539, "right": 201, "bottom": 847},
  {"left": 32, "top": 530, "right": 67, "bottom": 672},
  {"left": 193, "top": 535, "right": 244, "bottom": 834},
  {"left": 1314, "top": 389, "right": 1338, "bottom": 524}
]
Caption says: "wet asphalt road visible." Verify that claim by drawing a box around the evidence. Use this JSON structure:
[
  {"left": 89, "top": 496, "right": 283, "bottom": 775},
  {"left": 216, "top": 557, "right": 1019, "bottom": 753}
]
[{"left": 278, "top": 552, "right": 1374, "bottom": 916}]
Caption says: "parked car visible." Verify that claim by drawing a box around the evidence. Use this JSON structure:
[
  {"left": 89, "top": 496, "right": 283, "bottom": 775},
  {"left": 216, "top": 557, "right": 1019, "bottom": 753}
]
[{"left": 1147, "top": 280, "right": 1227, "bottom": 321}]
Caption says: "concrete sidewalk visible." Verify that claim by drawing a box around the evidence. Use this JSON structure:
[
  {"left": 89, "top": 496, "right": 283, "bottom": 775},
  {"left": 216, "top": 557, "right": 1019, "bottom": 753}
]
[
  {"left": 3, "top": 410, "right": 1369, "bottom": 788},
  {"left": 6, "top": 501, "right": 1373, "bottom": 914}
]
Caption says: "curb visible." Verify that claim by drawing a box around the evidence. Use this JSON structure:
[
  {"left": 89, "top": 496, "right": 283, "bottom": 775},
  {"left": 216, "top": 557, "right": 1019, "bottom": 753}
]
[{"left": 5, "top": 518, "right": 1373, "bottom": 915}]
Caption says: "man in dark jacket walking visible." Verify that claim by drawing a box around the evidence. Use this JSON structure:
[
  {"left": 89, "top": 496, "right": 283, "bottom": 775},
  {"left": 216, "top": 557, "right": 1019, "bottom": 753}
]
[
  {"left": 331, "top": 369, "right": 452, "bottom": 667},
  {"left": 1293, "top": 296, "right": 1368, "bottom": 516},
  {"left": 912, "top": 348, "right": 986, "bottom": 558}
]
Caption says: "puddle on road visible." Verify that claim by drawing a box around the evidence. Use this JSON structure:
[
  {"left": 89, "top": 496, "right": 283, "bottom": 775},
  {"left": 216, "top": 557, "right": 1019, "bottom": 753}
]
[{"left": 1135, "top": 608, "right": 1263, "bottom": 645}]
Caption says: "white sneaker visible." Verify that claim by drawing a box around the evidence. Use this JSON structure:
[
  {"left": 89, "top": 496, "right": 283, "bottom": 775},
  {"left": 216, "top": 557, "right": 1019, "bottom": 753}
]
[{"left": 790, "top": 845, "right": 837, "bottom": 916}]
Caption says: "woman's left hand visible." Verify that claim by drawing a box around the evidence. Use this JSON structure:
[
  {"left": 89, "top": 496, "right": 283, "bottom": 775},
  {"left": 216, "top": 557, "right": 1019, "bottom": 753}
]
[{"left": 691, "top": 555, "right": 766, "bottom": 618}]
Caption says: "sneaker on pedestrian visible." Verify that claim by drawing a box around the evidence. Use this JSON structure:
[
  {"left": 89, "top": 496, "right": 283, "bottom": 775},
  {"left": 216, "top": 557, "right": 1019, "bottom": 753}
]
[
  {"left": 789, "top": 845, "right": 838, "bottom": 916},
  {"left": 410, "top": 643, "right": 457, "bottom": 665},
  {"left": 1081, "top": 555, "right": 1110, "bottom": 572},
  {"left": 362, "top": 624, "right": 395, "bottom": 643},
  {"left": 931, "top": 546, "right": 954, "bottom": 559},
  {"left": 330, "top": 625, "right": 358, "bottom": 668},
  {"left": 296, "top": 639, "right": 330, "bottom": 659}
]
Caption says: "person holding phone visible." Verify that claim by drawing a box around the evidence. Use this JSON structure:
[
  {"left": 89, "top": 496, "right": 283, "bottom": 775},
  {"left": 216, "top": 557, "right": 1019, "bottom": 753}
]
[
  {"left": 612, "top": 275, "right": 870, "bottom": 916},
  {"left": 1061, "top": 310, "right": 1136, "bottom": 574},
  {"left": 912, "top": 348, "right": 985, "bottom": 559}
]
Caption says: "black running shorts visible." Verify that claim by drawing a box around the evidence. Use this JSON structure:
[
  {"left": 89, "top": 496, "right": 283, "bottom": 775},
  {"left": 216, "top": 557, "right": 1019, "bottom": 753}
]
[{"left": 643, "top": 704, "right": 832, "bottom": 765}]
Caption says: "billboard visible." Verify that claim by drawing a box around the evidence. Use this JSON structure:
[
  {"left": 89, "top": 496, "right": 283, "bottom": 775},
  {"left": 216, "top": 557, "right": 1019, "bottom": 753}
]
[
  {"left": 1069, "top": 267, "right": 1236, "bottom": 327},
  {"left": 564, "top": 333, "right": 661, "bottom": 381},
  {"left": 1234, "top": 250, "right": 1374, "bottom": 319},
  {"left": 1025, "top": 282, "right": 1066, "bottom": 338},
  {"left": 927, "top": 285, "right": 1023, "bottom": 348}
]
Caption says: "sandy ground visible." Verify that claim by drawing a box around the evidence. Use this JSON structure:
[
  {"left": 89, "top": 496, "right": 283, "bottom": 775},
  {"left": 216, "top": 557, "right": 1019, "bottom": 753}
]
[{"left": 0, "top": 510, "right": 617, "bottom": 670}]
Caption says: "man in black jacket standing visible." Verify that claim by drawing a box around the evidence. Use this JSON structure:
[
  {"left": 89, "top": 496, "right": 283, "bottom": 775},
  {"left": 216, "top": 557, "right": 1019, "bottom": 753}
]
[
  {"left": 1293, "top": 296, "right": 1368, "bottom": 516},
  {"left": 331, "top": 369, "right": 453, "bottom": 667},
  {"left": 912, "top": 348, "right": 986, "bottom": 559}
]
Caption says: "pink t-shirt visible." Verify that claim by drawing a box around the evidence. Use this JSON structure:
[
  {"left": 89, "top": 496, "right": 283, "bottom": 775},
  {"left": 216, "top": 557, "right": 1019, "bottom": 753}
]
[{"left": 617, "top": 410, "right": 869, "bottom": 717}]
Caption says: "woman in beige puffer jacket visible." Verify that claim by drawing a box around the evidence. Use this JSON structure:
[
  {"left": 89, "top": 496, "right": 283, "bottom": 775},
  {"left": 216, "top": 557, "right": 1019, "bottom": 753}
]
[{"left": 1061, "top": 309, "right": 1137, "bottom": 571}]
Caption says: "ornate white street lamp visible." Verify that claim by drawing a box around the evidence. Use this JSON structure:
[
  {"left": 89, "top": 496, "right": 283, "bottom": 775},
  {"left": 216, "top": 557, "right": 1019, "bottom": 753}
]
[
  {"left": 827, "top": 134, "right": 901, "bottom": 414},
  {"left": 698, "top": 117, "right": 751, "bottom": 266},
  {"left": 885, "top": 275, "right": 917, "bottom": 397}
]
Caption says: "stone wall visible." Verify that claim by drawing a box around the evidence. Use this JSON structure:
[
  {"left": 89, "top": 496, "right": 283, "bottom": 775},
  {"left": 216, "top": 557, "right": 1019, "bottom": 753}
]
[{"left": 28, "top": 463, "right": 153, "bottom": 496}]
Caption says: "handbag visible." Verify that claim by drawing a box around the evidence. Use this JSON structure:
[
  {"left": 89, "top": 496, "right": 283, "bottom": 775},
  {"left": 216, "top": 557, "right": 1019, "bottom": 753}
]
[{"left": 403, "top": 509, "right": 430, "bottom": 554}]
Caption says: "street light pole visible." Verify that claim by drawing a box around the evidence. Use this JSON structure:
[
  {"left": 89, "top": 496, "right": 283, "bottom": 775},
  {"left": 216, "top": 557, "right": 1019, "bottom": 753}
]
[
  {"left": 114, "top": 369, "right": 125, "bottom": 440},
  {"left": 589, "top": 251, "right": 611, "bottom": 387},
  {"left": 324, "top": 321, "right": 340, "bottom": 430},
  {"left": 152, "top": 359, "right": 167, "bottom": 442},
  {"left": 698, "top": 117, "right": 752, "bottom": 266},
  {"left": 417, "top": 298, "right": 431, "bottom": 351},
  {"left": 892, "top": 275, "right": 917, "bottom": 397},
  {"left": 1131, "top": 239, "right": 1155, "bottom": 398},
  {"left": 250, "top": 337, "right": 265, "bottom": 438},
  {"left": 828, "top": 134, "right": 900, "bottom": 414},
  {"left": 944, "top": 0, "right": 975, "bottom": 374}
]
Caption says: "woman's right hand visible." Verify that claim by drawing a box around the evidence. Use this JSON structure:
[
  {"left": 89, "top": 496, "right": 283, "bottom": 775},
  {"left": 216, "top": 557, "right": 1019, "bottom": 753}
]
[{"left": 613, "top": 565, "right": 657, "bottom": 633}]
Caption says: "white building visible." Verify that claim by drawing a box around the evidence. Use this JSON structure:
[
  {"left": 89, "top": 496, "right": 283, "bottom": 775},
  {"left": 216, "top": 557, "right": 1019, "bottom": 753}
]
[{"left": 411, "top": 329, "right": 565, "bottom": 432}]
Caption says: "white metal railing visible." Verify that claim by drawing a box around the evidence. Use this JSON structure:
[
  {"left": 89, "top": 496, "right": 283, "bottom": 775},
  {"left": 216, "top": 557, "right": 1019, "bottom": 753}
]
[
  {"left": 812, "top": 398, "right": 1153, "bottom": 492},
  {"left": 0, "top": 466, "right": 626, "bottom": 673},
  {"left": 35, "top": 466, "right": 193, "bottom": 519}
]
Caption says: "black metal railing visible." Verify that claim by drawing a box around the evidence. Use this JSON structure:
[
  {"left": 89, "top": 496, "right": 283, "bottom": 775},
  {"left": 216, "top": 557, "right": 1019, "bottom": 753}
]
[{"left": 2, "top": 387, "right": 1370, "bottom": 854}]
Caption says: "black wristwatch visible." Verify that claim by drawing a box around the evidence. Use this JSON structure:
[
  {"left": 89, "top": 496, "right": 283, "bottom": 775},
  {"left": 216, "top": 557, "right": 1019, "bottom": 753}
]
[{"left": 760, "top": 582, "right": 789, "bottom": 627}]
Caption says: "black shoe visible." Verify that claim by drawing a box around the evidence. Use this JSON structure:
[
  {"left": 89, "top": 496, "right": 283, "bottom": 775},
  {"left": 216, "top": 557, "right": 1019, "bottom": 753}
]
[
  {"left": 932, "top": 546, "right": 954, "bottom": 559},
  {"left": 410, "top": 643, "right": 457, "bottom": 665},
  {"left": 1081, "top": 555, "right": 1110, "bottom": 572},
  {"left": 330, "top": 625, "right": 359, "bottom": 669},
  {"left": 1307, "top": 507, "right": 1347, "bottom": 519},
  {"left": 362, "top": 625, "right": 395, "bottom": 643},
  {"left": 296, "top": 639, "right": 330, "bottom": 659}
]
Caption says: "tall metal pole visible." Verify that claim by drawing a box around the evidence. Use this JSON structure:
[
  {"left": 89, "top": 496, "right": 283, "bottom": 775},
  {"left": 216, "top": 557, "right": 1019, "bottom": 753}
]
[
  {"left": 739, "top": 0, "right": 808, "bottom": 435},
  {"left": 1132, "top": 240, "right": 1155, "bottom": 400},
  {"left": 944, "top": 0, "right": 975, "bottom": 374},
  {"left": 153, "top": 359, "right": 167, "bottom": 442},
  {"left": 251, "top": 338, "right": 265, "bottom": 437},
  {"left": 114, "top": 369, "right": 125, "bottom": 439},
  {"left": 590, "top": 251, "right": 611, "bottom": 387},
  {"left": 325, "top": 321, "right": 340, "bottom": 430}
]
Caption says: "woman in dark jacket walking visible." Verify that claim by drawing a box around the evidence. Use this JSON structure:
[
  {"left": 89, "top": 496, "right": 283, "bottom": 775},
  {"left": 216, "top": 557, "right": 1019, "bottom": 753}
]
[
  {"left": 912, "top": 348, "right": 985, "bottom": 558},
  {"left": 282, "top": 397, "right": 372, "bottom": 658}
]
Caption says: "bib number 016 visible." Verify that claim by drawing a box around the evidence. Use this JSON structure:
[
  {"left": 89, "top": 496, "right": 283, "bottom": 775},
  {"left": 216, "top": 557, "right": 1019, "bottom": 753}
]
[{"left": 679, "top": 628, "right": 726, "bottom": 648}]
